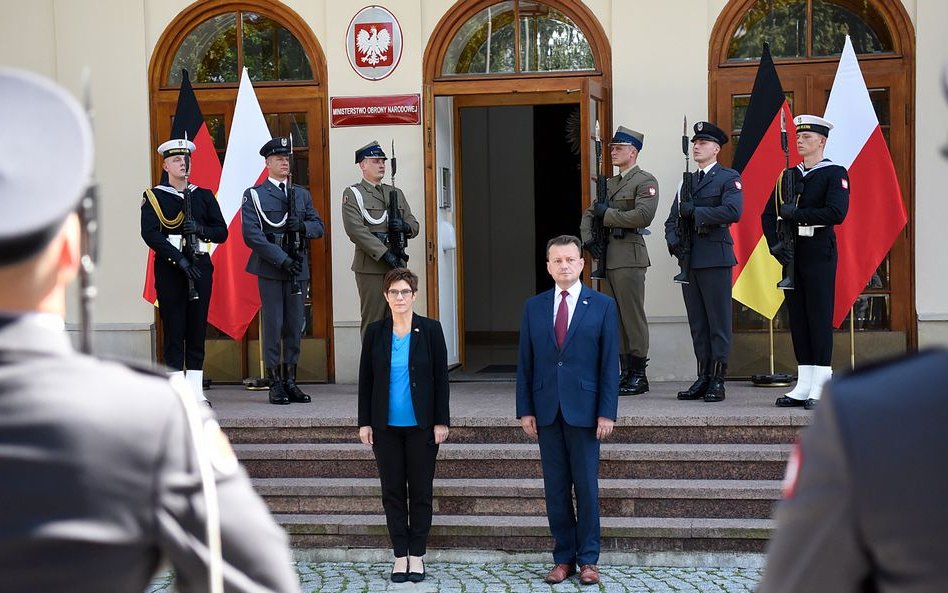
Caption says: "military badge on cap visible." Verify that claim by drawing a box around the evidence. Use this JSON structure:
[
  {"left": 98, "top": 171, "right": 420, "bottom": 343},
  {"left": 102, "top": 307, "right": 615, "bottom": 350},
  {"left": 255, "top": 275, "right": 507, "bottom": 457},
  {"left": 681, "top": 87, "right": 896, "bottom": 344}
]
[
  {"left": 355, "top": 140, "right": 387, "bottom": 163},
  {"left": 691, "top": 121, "right": 728, "bottom": 146},
  {"left": 793, "top": 114, "right": 833, "bottom": 137},
  {"left": 259, "top": 137, "right": 292, "bottom": 158},
  {"left": 609, "top": 126, "right": 644, "bottom": 151},
  {"left": 157, "top": 138, "right": 196, "bottom": 158},
  {"left": 0, "top": 68, "right": 94, "bottom": 265}
]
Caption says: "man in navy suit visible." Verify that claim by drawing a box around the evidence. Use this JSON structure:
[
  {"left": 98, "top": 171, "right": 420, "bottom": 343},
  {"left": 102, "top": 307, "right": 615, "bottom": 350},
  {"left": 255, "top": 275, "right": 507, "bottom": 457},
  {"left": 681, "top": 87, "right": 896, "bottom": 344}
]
[
  {"left": 664, "top": 121, "right": 743, "bottom": 403},
  {"left": 516, "top": 235, "right": 619, "bottom": 586},
  {"left": 242, "top": 136, "right": 324, "bottom": 405}
]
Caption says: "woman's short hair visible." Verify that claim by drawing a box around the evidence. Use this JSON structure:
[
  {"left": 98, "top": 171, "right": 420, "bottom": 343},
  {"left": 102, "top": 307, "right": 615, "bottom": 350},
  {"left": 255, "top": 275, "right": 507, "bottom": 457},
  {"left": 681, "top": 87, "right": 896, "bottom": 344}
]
[{"left": 383, "top": 267, "right": 418, "bottom": 293}]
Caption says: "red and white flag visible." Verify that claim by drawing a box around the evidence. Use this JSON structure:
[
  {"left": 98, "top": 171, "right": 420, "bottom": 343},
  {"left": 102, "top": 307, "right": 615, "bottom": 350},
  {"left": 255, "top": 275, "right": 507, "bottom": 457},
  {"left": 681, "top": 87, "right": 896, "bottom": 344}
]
[
  {"left": 823, "top": 35, "right": 907, "bottom": 327},
  {"left": 206, "top": 67, "right": 270, "bottom": 339}
]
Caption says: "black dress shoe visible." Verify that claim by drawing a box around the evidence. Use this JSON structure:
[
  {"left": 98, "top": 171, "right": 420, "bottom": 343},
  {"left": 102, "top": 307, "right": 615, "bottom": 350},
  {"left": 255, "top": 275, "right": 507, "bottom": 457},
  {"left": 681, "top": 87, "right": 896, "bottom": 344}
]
[
  {"left": 407, "top": 559, "right": 425, "bottom": 583},
  {"left": 775, "top": 396, "right": 806, "bottom": 407},
  {"left": 677, "top": 376, "right": 710, "bottom": 400},
  {"left": 703, "top": 377, "right": 726, "bottom": 402},
  {"left": 391, "top": 558, "right": 408, "bottom": 583},
  {"left": 804, "top": 398, "right": 818, "bottom": 410}
]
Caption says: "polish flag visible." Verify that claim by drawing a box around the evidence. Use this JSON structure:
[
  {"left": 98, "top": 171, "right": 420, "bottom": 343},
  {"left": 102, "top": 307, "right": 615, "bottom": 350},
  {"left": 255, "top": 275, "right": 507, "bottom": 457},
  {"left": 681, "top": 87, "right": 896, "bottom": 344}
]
[
  {"left": 206, "top": 68, "right": 269, "bottom": 339},
  {"left": 823, "top": 36, "right": 907, "bottom": 327}
]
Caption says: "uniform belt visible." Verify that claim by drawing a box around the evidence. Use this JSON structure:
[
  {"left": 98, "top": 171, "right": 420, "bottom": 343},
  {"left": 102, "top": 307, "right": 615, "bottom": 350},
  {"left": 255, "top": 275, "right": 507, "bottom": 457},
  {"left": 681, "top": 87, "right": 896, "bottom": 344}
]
[
  {"left": 167, "top": 234, "right": 211, "bottom": 253},
  {"left": 373, "top": 231, "right": 390, "bottom": 243},
  {"left": 797, "top": 224, "right": 826, "bottom": 237}
]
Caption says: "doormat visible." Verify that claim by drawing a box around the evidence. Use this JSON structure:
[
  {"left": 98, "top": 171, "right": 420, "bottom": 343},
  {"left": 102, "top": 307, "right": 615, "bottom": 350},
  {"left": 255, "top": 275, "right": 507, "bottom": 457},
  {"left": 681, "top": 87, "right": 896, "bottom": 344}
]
[{"left": 477, "top": 364, "right": 517, "bottom": 374}]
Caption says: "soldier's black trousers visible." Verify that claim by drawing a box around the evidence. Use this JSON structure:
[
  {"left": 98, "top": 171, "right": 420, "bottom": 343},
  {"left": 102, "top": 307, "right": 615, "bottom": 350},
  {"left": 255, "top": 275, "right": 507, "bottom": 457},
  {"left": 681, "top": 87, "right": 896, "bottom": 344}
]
[
  {"left": 786, "top": 237, "right": 837, "bottom": 366},
  {"left": 154, "top": 254, "right": 212, "bottom": 371},
  {"left": 681, "top": 266, "right": 733, "bottom": 364}
]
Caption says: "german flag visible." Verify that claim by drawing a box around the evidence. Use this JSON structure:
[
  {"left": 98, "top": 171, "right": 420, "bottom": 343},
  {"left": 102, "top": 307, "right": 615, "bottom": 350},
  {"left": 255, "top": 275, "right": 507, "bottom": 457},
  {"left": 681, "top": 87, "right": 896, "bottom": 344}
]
[
  {"left": 730, "top": 43, "right": 800, "bottom": 320},
  {"left": 143, "top": 70, "right": 223, "bottom": 305}
]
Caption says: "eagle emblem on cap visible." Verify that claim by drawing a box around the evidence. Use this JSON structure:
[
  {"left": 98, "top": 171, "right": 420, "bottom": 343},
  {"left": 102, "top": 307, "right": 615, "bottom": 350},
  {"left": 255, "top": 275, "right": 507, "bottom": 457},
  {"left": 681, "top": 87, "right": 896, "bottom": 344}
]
[
  {"left": 281, "top": 138, "right": 288, "bottom": 147},
  {"left": 696, "top": 122, "right": 704, "bottom": 131}
]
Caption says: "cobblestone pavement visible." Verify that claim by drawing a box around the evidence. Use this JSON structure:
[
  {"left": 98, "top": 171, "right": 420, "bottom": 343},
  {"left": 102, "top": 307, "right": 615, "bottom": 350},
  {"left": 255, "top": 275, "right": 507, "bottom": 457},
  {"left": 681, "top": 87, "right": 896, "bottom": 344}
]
[{"left": 149, "top": 562, "right": 763, "bottom": 592}]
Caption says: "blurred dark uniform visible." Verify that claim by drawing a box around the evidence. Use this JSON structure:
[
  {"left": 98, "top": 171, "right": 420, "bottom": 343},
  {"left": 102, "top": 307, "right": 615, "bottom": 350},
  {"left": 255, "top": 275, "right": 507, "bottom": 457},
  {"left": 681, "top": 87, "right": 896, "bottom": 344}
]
[
  {"left": 241, "top": 137, "right": 324, "bottom": 405},
  {"left": 341, "top": 142, "right": 419, "bottom": 337},
  {"left": 664, "top": 122, "right": 743, "bottom": 402},
  {"left": 141, "top": 138, "right": 228, "bottom": 400},
  {"left": 580, "top": 126, "right": 658, "bottom": 395},
  {"left": 758, "top": 349, "right": 948, "bottom": 593},
  {"left": 0, "top": 67, "right": 298, "bottom": 593}
]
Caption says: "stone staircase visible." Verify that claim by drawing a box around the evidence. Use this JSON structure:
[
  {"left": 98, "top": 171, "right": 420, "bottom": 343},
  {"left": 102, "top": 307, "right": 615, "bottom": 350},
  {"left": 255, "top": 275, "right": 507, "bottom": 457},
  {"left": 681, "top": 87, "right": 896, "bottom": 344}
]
[{"left": 221, "top": 391, "right": 805, "bottom": 555}]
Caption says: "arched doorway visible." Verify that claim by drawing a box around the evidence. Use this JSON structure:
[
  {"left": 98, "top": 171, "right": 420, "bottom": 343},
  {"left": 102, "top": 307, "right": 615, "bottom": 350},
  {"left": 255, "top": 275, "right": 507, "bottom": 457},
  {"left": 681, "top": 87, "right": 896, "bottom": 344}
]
[
  {"left": 710, "top": 0, "right": 915, "bottom": 372},
  {"left": 149, "top": 0, "right": 333, "bottom": 382},
  {"left": 423, "top": 0, "right": 611, "bottom": 374}
]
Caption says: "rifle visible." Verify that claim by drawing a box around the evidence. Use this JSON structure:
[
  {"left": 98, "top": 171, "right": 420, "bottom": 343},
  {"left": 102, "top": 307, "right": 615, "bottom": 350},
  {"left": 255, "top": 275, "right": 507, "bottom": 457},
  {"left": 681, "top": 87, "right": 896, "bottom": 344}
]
[
  {"left": 78, "top": 70, "right": 99, "bottom": 355},
  {"left": 182, "top": 131, "right": 200, "bottom": 302},
  {"left": 590, "top": 121, "right": 609, "bottom": 280},
  {"left": 286, "top": 134, "right": 303, "bottom": 296},
  {"left": 673, "top": 116, "right": 694, "bottom": 284},
  {"left": 776, "top": 110, "right": 796, "bottom": 290},
  {"left": 387, "top": 140, "right": 409, "bottom": 266}
]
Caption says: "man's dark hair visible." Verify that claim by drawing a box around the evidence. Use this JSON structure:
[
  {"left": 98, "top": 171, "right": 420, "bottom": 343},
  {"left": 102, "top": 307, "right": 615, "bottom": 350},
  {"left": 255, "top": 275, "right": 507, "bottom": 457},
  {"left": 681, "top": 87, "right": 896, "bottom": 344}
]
[
  {"left": 383, "top": 267, "right": 419, "bottom": 292},
  {"left": 546, "top": 235, "right": 583, "bottom": 259}
]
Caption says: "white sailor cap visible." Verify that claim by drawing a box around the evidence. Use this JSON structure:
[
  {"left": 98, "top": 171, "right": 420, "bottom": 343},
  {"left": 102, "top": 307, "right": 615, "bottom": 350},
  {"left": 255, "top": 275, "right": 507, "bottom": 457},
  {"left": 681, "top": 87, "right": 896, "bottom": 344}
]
[
  {"left": 0, "top": 68, "right": 93, "bottom": 265},
  {"left": 793, "top": 115, "right": 833, "bottom": 137},
  {"left": 157, "top": 138, "right": 196, "bottom": 158}
]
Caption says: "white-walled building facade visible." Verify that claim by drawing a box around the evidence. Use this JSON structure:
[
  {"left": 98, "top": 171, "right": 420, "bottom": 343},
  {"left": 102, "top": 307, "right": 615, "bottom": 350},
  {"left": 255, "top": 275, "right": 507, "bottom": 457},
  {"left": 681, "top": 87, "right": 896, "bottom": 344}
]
[{"left": 2, "top": 0, "right": 946, "bottom": 383}]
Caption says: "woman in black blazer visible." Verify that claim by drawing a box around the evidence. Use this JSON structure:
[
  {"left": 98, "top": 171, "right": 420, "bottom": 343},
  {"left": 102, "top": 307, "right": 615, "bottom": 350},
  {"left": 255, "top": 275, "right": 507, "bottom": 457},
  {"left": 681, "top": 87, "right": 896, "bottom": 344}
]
[{"left": 357, "top": 268, "right": 450, "bottom": 583}]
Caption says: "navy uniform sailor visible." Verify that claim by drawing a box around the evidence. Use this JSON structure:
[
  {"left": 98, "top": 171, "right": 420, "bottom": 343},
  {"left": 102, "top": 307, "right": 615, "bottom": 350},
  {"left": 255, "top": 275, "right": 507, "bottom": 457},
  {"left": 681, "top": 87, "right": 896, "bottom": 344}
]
[
  {"left": 763, "top": 115, "right": 849, "bottom": 411},
  {"left": 664, "top": 121, "right": 743, "bottom": 402},
  {"left": 0, "top": 68, "right": 298, "bottom": 592},
  {"left": 141, "top": 137, "right": 228, "bottom": 405},
  {"left": 341, "top": 141, "right": 419, "bottom": 337},
  {"left": 579, "top": 126, "right": 659, "bottom": 395},
  {"left": 241, "top": 136, "right": 325, "bottom": 405}
]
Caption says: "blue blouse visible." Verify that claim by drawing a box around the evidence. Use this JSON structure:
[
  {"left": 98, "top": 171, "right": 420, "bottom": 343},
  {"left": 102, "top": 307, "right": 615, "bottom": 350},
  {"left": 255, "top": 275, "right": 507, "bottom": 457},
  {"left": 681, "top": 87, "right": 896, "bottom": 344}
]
[{"left": 387, "top": 332, "right": 417, "bottom": 426}]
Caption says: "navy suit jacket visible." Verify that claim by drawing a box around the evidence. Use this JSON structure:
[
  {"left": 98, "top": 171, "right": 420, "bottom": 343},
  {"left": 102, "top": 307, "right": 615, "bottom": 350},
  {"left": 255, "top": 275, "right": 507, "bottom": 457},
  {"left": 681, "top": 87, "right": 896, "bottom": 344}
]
[
  {"left": 241, "top": 181, "right": 324, "bottom": 280},
  {"left": 516, "top": 284, "right": 620, "bottom": 428}
]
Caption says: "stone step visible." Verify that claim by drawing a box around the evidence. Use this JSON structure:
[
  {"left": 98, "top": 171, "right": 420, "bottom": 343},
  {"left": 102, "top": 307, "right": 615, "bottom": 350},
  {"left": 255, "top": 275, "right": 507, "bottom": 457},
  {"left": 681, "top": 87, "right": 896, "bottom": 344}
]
[
  {"left": 222, "top": 416, "right": 805, "bottom": 445},
  {"left": 236, "top": 443, "right": 792, "bottom": 481},
  {"left": 255, "top": 477, "right": 782, "bottom": 519},
  {"left": 274, "top": 513, "right": 774, "bottom": 554}
]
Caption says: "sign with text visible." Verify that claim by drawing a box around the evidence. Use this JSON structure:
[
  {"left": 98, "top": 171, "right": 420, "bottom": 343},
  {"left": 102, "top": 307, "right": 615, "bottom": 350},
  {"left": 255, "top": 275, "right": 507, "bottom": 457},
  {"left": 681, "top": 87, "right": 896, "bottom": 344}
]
[{"left": 330, "top": 94, "right": 421, "bottom": 127}]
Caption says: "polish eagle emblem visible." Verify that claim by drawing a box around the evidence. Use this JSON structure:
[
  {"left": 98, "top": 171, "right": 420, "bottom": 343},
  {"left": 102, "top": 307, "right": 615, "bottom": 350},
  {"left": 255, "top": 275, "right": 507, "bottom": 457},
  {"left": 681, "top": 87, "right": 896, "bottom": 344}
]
[{"left": 356, "top": 25, "right": 391, "bottom": 66}]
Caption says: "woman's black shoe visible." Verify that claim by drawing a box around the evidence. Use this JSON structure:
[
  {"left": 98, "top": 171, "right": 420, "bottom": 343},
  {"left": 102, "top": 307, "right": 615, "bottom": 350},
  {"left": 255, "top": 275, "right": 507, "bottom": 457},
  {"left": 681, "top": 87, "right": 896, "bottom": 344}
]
[
  {"left": 407, "top": 558, "right": 425, "bottom": 583},
  {"left": 391, "top": 558, "right": 408, "bottom": 583}
]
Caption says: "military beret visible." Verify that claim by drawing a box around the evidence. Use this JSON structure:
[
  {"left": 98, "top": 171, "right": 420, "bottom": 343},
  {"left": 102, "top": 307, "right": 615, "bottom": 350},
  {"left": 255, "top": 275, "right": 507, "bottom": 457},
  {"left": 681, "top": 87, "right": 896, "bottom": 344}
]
[
  {"left": 0, "top": 68, "right": 93, "bottom": 265},
  {"left": 691, "top": 121, "right": 728, "bottom": 146},
  {"left": 260, "top": 137, "right": 291, "bottom": 158},
  {"left": 794, "top": 114, "right": 833, "bottom": 137},
  {"left": 610, "top": 126, "right": 644, "bottom": 151},
  {"left": 355, "top": 141, "right": 387, "bottom": 164},
  {"left": 157, "top": 138, "right": 196, "bottom": 158}
]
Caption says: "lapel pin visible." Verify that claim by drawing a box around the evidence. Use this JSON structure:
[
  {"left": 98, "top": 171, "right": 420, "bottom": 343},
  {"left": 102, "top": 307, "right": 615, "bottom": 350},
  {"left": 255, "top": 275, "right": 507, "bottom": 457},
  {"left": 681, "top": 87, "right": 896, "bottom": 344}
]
[
  {"left": 413, "top": 328, "right": 420, "bottom": 332},
  {"left": 582, "top": 299, "right": 589, "bottom": 305}
]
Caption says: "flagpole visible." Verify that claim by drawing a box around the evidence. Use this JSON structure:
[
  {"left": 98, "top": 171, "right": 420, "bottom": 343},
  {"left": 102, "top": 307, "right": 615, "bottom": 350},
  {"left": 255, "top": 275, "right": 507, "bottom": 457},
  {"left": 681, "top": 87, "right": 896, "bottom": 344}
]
[
  {"left": 243, "top": 313, "right": 269, "bottom": 390},
  {"left": 850, "top": 305, "right": 856, "bottom": 370},
  {"left": 752, "top": 312, "right": 793, "bottom": 387}
]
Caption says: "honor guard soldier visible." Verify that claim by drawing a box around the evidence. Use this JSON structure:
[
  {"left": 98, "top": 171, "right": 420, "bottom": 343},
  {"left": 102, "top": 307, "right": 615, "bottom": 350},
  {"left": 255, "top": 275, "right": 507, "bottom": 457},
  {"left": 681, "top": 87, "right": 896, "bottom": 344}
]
[
  {"left": 241, "top": 136, "right": 324, "bottom": 405},
  {"left": 0, "top": 68, "right": 298, "bottom": 593},
  {"left": 580, "top": 126, "right": 659, "bottom": 395},
  {"left": 141, "top": 137, "right": 228, "bottom": 405},
  {"left": 664, "top": 121, "right": 743, "bottom": 402},
  {"left": 342, "top": 141, "right": 419, "bottom": 337},
  {"left": 763, "top": 115, "right": 848, "bottom": 410}
]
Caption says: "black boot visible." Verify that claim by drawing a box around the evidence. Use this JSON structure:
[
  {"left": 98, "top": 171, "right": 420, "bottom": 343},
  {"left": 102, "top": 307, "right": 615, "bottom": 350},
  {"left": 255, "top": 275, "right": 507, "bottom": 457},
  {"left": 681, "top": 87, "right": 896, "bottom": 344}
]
[
  {"left": 704, "top": 361, "right": 727, "bottom": 402},
  {"left": 618, "top": 354, "right": 633, "bottom": 395},
  {"left": 678, "top": 360, "right": 711, "bottom": 400},
  {"left": 624, "top": 355, "right": 649, "bottom": 395},
  {"left": 267, "top": 367, "right": 289, "bottom": 405},
  {"left": 283, "top": 363, "right": 311, "bottom": 403}
]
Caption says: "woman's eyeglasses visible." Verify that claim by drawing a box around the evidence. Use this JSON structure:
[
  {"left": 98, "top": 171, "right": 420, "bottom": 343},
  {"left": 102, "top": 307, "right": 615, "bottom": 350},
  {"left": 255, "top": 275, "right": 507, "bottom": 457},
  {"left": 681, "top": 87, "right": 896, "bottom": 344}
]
[{"left": 386, "top": 289, "right": 414, "bottom": 299}]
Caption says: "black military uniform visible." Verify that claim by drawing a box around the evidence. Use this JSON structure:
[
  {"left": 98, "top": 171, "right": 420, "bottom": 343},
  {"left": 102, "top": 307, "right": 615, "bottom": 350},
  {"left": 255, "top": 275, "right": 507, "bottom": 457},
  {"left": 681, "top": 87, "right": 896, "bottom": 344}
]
[
  {"left": 763, "top": 115, "right": 849, "bottom": 410},
  {"left": 0, "top": 67, "right": 298, "bottom": 593},
  {"left": 141, "top": 138, "right": 228, "bottom": 403},
  {"left": 664, "top": 122, "right": 743, "bottom": 402},
  {"left": 241, "top": 136, "right": 324, "bottom": 405},
  {"left": 759, "top": 350, "right": 948, "bottom": 593}
]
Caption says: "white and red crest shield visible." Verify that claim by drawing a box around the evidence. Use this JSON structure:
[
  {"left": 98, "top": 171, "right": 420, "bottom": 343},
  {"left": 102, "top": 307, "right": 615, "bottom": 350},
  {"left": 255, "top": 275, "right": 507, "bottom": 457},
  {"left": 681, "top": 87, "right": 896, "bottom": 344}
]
[{"left": 346, "top": 7, "right": 403, "bottom": 81}]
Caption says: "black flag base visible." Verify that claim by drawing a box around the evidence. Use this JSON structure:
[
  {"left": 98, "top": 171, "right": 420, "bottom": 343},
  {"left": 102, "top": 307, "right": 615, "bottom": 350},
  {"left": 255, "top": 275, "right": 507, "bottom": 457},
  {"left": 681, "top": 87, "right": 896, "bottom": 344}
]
[
  {"left": 751, "top": 372, "right": 795, "bottom": 387},
  {"left": 243, "top": 376, "right": 270, "bottom": 391}
]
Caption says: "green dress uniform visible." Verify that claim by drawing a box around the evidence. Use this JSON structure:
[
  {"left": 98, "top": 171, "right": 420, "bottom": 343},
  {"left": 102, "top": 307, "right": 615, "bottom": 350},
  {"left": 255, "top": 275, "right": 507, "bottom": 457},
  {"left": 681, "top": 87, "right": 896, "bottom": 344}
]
[
  {"left": 580, "top": 133, "right": 659, "bottom": 395},
  {"left": 342, "top": 143, "right": 419, "bottom": 337}
]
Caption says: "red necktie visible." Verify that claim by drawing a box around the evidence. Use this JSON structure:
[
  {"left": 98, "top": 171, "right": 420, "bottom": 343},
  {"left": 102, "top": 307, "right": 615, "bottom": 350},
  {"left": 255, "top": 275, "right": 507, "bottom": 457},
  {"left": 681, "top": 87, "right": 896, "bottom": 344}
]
[{"left": 555, "top": 290, "right": 569, "bottom": 349}]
